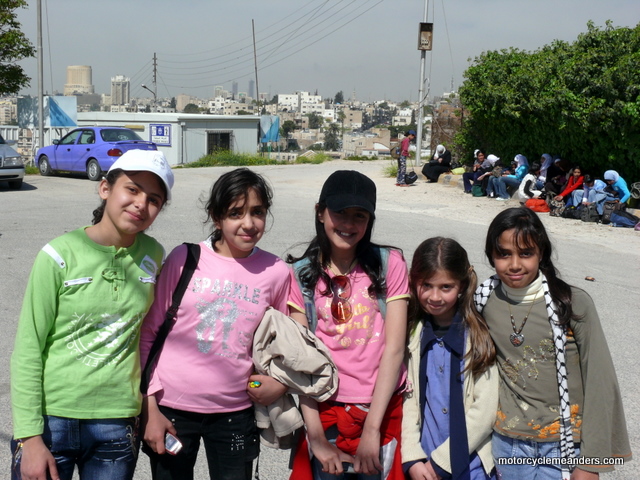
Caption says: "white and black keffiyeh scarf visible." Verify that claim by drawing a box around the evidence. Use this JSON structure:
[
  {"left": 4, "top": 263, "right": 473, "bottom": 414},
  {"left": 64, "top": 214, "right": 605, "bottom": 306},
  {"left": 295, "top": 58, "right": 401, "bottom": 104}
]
[{"left": 474, "top": 274, "right": 575, "bottom": 479}]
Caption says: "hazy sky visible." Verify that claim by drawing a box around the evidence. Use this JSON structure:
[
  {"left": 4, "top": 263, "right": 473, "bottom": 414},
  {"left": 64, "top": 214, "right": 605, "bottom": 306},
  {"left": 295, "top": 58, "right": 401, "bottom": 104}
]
[{"left": 15, "top": 0, "right": 640, "bottom": 103}]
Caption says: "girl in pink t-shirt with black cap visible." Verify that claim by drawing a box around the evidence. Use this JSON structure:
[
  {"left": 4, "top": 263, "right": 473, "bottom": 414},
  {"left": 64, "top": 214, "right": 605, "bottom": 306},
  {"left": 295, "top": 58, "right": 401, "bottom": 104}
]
[{"left": 287, "top": 170, "right": 410, "bottom": 480}]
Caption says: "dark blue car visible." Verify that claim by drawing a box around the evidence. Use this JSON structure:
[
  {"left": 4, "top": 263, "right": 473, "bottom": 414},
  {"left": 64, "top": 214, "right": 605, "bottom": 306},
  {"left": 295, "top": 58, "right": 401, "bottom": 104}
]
[{"left": 35, "top": 127, "right": 157, "bottom": 181}]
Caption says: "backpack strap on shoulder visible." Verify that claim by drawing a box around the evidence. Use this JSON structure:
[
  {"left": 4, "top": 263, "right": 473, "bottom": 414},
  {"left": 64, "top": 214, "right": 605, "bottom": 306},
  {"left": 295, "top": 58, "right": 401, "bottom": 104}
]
[
  {"left": 292, "top": 257, "right": 318, "bottom": 333},
  {"left": 375, "top": 246, "right": 391, "bottom": 319},
  {"left": 141, "top": 242, "right": 201, "bottom": 394}
]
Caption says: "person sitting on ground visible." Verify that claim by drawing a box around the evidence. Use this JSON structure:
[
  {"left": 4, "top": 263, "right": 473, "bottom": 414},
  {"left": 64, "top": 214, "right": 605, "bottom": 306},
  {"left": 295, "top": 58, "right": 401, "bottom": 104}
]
[
  {"left": 543, "top": 157, "right": 570, "bottom": 196},
  {"left": 422, "top": 144, "right": 452, "bottom": 183},
  {"left": 490, "top": 154, "right": 529, "bottom": 201},
  {"left": 476, "top": 154, "right": 502, "bottom": 197},
  {"left": 603, "top": 169, "right": 631, "bottom": 205},
  {"left": 517, "top": 162, "right": 544, "bottom": 204},
  {"left": 570, "top": 175, "right": 607, "bottom": 210},
  {"left": 537, "top": 153, "right": 554, "bottom": 189},
  {"left": 463, "top": 149, "right": 487, "bottom": 194},
  {"left": 554, "top": 165, "right": 584, "bottom": 206}
]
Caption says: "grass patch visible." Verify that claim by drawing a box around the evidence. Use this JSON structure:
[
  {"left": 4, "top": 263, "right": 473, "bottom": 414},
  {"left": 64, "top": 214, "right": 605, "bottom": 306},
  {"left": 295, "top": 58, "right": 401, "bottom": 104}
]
[
  {"left": 183, "top": 151, "right": 273, "bottom": 168},
  {"left": 182, "top": 150, "right": 332, "bottom": 167},
  {"left": 383, "top": 161, "right": 398, "bottom": 178},
  {"left": 25, "top": 165, "right": 39, "bottom": 175},
  {"left": 295, "top": 152, "right": 330, "bottom": 164}
]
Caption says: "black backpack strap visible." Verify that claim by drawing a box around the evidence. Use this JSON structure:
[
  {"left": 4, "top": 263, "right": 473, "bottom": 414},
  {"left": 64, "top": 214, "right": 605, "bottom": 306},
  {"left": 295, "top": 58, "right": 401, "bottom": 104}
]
[{"left": 141, "top": 242, "right": 201, "bottom": 394}]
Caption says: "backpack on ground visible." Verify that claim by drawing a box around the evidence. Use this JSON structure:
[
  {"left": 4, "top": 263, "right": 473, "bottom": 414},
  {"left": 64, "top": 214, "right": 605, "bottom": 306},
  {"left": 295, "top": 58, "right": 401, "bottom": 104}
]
[
  {"left": 561, "top": 205, "right": 582, "bottom": 220},
  {"left": 292, "top": 247, "right": 390, "bottom": 333},
  {"left": 601, "top": 200, "right": 622, "bottom": 225},
  {"left": 580, "top": 204, "right": 600, "bottom": 223},
  {"left": 471, "top": 184, "right": 485, "bottom": 197},
  {"left": 610, "top": 209, "right": 640, "bottom": 228}
]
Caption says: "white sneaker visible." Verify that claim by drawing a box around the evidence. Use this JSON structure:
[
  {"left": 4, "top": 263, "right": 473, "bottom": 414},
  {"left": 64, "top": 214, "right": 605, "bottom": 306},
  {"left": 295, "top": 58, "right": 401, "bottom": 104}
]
[{"left": 496, "top": 197, "right": 509, "bottom": 201}]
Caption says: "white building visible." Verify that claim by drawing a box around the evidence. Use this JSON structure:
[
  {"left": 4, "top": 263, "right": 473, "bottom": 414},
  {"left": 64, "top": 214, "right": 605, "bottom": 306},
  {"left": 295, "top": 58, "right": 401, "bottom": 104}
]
[
  {"left": 64, "top": 65, "right": 94, "bottom": 95},
  {"left": 76, "top": 112, "right": 260, "bottom": 165},
  {"left": 110, "top": 75, "right": 130, "bottom": 106}
]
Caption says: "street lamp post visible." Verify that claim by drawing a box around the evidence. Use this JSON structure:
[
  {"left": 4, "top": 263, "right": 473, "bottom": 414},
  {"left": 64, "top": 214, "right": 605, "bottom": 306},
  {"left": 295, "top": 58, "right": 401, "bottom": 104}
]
[{"left": 141, "top": 84, "right": 157, "bottom": 112}]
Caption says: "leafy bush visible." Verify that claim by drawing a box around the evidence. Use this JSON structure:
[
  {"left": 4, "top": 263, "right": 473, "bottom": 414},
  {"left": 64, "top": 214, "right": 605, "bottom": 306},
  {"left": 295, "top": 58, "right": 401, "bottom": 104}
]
[{"left": 459, "top": 21, "right": 640, "bottom": 182}]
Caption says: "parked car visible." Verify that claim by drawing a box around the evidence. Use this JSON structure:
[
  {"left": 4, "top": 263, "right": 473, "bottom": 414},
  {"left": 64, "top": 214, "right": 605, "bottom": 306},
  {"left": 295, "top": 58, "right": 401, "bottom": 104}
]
[
  {"left": 35, "top": 127, "right": 157, "bottom": 181},
  {"left": 0, "top": 133, "right": 25, "bottom": 189}
]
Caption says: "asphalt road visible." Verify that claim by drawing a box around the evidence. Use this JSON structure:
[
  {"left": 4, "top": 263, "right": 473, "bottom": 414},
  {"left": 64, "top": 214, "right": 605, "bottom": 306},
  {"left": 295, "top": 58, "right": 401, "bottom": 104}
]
[{"left": 1, "top": 160, "right": 638, "bottom": 479}]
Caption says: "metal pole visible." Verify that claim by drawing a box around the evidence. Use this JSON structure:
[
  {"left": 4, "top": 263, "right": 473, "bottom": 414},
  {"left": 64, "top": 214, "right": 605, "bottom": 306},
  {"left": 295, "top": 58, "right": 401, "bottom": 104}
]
[
  {"left": 37, "top": 0, "right": 44, "bottom": 153},
  {"left": 415, "top": 0, "right": 429, "bottom": 166},
  {"left": 252, "top": 20, "right": 260, "bottom": 112}
]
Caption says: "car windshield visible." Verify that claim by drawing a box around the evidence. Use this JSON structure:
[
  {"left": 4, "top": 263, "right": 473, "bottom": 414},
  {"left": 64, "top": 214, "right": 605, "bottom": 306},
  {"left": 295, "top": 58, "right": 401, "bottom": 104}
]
[
  {"left": 100, "top": 129, "right": 143, "bottom": 142},
  {"left": 0, "top": 134, "right": 6, "bottom": 144}
]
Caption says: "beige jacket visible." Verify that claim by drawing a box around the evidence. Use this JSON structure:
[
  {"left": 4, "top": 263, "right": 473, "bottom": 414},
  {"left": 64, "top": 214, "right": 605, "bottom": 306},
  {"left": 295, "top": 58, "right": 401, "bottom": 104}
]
[
  {"left": 401, "top": 321, "right": 499, "bottom": 475},
  {"left": 252, "top": 307, "right": 338, "bottom": 449}
]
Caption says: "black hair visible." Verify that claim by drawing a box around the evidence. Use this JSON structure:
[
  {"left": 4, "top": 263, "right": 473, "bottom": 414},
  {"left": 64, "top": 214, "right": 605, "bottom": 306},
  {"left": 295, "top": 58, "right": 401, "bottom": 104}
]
[
  {"left": 583, "top": 174, "right": 593, "bottom": 184},
  {"left": 92, "top": 169, "right": 124, "bottom": 224},
  {"left": 286, "top": 202, "right": 396, "bottom": 300},
  {"left": 485, "top": 207, "right": 576, "bottom": 326},
  {"left": 205, "top": 168, "right": 273, "bottom": 247},
  {"left": 91, "top": 169, "right": 169, "bottom": 225},
  {"left": 530, "top": 162, "right": 541, "bottom": 173}
]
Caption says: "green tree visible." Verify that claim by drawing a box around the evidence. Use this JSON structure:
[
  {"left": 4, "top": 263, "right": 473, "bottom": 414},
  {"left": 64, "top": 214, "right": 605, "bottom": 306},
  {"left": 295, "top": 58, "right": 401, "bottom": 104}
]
[
  {"left": 0, "top": 0, "right": 35, "bottom": 95},
  {"left": 334, "top": 91, "right": 344, "bottom": 104},
  {"left": 183, "top": 103, "right": 200, "bottom": 113},
  {"left": 170, "top": 97, "right": 177, "bottom": 109},
  {"left": 459, "top": 21, "right": 640, "bottom": 181},
  {"left": 399, "top": 100, "right": 411, "bottom": 109},
  {"left": 307, "top": 112, "right": 323, "bottom": 129},
  {"left": 280, "top": 120, "right": 296, "bottom": 138},
  {"left": 323, "top": 123, "right": 341, "bottom": 151}
]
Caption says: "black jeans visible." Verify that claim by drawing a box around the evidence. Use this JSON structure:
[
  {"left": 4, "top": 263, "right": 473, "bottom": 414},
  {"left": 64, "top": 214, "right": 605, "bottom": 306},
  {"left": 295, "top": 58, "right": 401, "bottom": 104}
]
[{"left": 148, "top": 406, "right": 258, "bottom": 480}]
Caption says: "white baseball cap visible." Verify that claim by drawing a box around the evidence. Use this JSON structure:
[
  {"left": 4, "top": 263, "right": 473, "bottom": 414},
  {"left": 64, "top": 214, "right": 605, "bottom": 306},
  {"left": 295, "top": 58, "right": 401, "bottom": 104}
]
[{"left": 108, "top": 150, "right": 174, "bottom": 201}]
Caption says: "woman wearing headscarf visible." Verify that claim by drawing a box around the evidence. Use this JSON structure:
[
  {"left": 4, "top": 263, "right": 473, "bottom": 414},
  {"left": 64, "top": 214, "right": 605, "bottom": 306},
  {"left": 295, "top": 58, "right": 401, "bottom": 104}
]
[
  {"left": 543, "top": 157, "right": 570, "bottom": 195},
  {"left": 490, "top": 154, "right": 529, "bottom": 201},
  {"left": 603, "top": 170, "right": 631, "bottom": 204},
  {"left": 421, "top": 144, "right": 452, "bottom": 183},
  {"left": 536, "top": 153, "right": 554, "bottom": 189}
]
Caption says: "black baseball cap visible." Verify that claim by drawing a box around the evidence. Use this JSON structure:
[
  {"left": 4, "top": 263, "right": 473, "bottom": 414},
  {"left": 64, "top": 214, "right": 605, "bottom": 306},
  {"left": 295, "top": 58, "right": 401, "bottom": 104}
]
[{"left": 319, "top": 170, "right": 376, "bottom": 217}]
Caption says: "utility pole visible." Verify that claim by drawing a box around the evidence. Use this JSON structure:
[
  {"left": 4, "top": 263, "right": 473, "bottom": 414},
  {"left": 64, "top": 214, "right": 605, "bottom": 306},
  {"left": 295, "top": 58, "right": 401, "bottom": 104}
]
[
  {"left": 252, "top": 20, "right": 260, "bottom": 112},
  {"left": 37, "top": 0, "right": 44, "bottom": 153},
  {"left": 415, "top": 0, "right": 432, "bottom": 165}
]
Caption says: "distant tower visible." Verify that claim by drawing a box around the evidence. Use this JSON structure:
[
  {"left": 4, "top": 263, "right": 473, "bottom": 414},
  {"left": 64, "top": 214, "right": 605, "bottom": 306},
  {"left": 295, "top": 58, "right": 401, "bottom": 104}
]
[
  {"left": 111, "top": 75, "right": 130, "bottom": 105},
  {"left": 232, "top": 81, "right": 239, "bottom": 97},
  {"left": 248, "top": 80, "right": 255, "bottom": 99},
  {"left": 64, "top": 65, "right": 94, "bottom": 95}
]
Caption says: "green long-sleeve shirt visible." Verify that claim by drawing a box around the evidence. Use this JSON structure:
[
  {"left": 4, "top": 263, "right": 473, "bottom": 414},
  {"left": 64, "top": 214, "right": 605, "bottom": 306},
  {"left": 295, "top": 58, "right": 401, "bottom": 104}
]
[{"left": 11, "top": 228, "right": 165, "bottom": 439}]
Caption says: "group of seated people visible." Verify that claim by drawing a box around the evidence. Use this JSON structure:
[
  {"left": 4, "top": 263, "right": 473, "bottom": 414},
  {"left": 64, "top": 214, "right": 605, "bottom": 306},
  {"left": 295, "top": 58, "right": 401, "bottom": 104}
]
[{"left": 462, "top": 150, "right": 633, "bottom": 214}]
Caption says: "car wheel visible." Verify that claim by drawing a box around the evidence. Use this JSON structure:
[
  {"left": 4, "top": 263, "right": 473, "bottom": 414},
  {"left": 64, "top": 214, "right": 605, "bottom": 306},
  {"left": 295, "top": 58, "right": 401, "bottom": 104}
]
[
  {"left": 8, "top": 179, "right": 23, "bottom": 189},
  {"left": 86, "top": 159, "right": 102, "bottom": 181},
  {"left": 39, "top": 155, "right": 52, "bottom": 176}
]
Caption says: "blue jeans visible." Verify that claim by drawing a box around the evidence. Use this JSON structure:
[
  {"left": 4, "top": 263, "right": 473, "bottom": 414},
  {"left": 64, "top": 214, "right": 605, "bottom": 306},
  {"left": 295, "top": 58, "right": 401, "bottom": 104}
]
[
  {"left": 463, "top": 170, "right": 483, "bottom": 192},
  {"left": 492, "top": 432, "right": 580, "bottom": 480},
  {"left": 11, "top": 416, "right": 138, "bottom": 480},
  {"left": 495, "top": 176, "right": 521, "bottom": 199},
  {"left": 148, "top": 405, "right": 258, "bottom": 480}
]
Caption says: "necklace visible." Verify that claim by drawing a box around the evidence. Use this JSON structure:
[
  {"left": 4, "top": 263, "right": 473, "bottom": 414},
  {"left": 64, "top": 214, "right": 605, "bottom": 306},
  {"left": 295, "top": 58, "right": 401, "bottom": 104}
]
[
  {"left": 328, "top": 259, "right": 357, "bottom": 276},
  {"left": 507, "top": 294, "right": 539, "bottom": 347}
]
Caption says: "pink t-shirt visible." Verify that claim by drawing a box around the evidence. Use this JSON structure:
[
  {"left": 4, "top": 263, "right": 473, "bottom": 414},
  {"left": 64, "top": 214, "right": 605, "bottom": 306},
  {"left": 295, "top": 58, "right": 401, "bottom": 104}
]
[
  {"left": 140, "top": 241, "right": 291, "bottom": 413},
  {"left": 289, "top": 249, "right": 409, "bottom": 403}
]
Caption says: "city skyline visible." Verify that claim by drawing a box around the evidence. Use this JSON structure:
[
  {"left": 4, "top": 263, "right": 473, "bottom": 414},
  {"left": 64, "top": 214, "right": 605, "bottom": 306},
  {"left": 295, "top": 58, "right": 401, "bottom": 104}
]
[{"left": 14, "top": 0, "right": 639, "bottom": 103}]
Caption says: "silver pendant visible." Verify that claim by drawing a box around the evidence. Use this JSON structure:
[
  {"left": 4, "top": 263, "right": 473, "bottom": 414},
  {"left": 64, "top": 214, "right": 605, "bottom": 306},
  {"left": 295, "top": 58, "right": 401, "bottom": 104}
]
[{"left": 510, "top": 332, "right": 524, "bottom": 347}]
